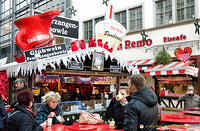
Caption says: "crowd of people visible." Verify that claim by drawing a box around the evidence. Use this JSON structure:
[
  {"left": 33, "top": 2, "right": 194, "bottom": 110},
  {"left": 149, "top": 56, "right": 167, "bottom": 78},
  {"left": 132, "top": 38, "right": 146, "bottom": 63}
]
[{"left": 0, "top": 74, "right": 200, "bottom": 131}]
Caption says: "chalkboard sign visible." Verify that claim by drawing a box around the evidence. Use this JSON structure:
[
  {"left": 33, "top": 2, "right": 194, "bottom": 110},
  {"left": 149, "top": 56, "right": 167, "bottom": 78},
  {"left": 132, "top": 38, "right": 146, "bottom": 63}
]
[
  {"left": 110, "top": 65, "right": 121, "bottom": 73},
  {"left": 68, "top": 61, "right": 83, "bottom": 70}
]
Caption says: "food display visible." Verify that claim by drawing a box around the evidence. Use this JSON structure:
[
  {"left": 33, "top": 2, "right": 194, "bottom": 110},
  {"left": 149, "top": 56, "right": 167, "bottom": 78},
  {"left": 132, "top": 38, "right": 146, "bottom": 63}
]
[{"left": 158, "top": 76, "right": 194, "bottom": 96}]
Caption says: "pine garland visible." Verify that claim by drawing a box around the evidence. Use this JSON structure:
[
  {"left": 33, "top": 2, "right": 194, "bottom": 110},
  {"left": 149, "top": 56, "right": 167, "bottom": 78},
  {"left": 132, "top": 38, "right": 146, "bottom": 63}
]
[{"left": 155, "top": 47, "right": 171, "bottom": 65}]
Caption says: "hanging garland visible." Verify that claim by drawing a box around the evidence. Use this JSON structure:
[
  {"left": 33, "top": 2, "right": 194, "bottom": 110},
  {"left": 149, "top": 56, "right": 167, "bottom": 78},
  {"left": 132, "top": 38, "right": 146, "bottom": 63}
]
[
  {"left": 0, "top": 71, "right": 9, "bottom": 104},
  {"left": 155, "top": 47, "right": 171, "bottom": 65}
]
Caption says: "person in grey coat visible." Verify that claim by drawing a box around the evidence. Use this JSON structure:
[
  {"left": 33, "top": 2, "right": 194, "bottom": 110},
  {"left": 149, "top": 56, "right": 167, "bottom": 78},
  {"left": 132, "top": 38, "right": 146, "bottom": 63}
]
[
  {"left": 124, "top": 74, "right": 158, "bottom": 131},
  {"left": 178, "top": 85, "right": 200, "bottom": 109}
]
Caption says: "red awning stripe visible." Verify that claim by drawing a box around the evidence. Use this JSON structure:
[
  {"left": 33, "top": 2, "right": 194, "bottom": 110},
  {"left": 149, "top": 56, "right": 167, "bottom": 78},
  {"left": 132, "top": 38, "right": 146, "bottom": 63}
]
[
  {"left": 144, "top": 60, "right": 197, "bottom": 76},
  {"left": 169, "top": 61, "right": 182, "bottom": 68},
  {"left": 129, "top": 59, "right": 156, "bottom": 66},
  {"left": 181, "top": 60, "right": 195, "bottom": 67}
]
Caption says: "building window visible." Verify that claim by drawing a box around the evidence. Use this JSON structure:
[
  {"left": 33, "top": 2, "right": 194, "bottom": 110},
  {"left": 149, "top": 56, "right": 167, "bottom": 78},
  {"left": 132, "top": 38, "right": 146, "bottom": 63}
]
[
  {"left": 94, "top": 17, "right": 104, "bottom": 25},
  {"left": 115, "top": 11, "right": 127, "bottom": 29},
  {"left": 129, "top": 6, "right": 142, "bottom": 31},
  {"left": 156, "top": 0, "right": 172, "bottom": 26},
  {"left": 84, "top": 20, "right": 93, "bottom": 40},
  {"left": 176, "top": 0, "right": 195, "bottom": 22}
]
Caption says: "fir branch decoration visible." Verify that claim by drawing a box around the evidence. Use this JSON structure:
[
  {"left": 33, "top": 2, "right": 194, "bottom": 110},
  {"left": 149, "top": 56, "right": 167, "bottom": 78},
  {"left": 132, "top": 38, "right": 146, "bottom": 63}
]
[{"left": 155, "top": 47, "right": 171, "bottom": 65}]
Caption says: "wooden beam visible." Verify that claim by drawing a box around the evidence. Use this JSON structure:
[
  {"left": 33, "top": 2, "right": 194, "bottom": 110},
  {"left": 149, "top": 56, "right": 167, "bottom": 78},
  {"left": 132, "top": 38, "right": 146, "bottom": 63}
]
[{"left": 46, "top": 69, "right": 129, "bottom": 77}]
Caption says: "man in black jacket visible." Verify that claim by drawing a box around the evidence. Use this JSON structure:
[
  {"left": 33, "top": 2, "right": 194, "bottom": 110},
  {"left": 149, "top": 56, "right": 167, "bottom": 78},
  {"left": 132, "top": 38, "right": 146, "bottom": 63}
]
[{"left": 124, "top": 74, "right": 158, "bottom": 131}]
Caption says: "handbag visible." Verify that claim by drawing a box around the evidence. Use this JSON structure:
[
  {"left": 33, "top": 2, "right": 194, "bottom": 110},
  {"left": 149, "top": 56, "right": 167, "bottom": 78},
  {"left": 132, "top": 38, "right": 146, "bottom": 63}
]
[{"left": 79, "top": 111, "right": 104, "bottom": 124}]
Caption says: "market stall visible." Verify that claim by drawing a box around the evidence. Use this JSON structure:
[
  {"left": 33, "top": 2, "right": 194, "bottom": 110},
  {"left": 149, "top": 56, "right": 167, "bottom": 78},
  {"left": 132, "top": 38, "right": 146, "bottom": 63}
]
[
  {"left": 0, "top": 46, "right": 138, "bottom": 122},
  {"left": 145, "top": 60, "right": 199, "bottom": 109}
]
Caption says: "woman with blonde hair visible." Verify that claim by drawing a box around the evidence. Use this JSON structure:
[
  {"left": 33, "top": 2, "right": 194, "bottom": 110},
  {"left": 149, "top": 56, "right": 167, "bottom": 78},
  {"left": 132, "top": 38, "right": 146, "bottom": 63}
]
[{"left": 36, "top": 91, "right": 64, "bottom": 125}]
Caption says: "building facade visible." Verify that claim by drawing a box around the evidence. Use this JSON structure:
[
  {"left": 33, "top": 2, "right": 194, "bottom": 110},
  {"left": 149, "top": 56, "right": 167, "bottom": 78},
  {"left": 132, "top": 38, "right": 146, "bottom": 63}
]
[
  {"left": 0, "top": 0, "right": 72, "bottom": 62},
  {"left": 72, "top": 0, "right": 200, "bottom": 96}
]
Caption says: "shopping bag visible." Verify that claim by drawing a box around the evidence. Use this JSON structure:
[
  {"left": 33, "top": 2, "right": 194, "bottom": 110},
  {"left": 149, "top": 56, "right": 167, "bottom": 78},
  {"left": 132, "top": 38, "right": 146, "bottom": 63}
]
[{"left": 79, "top": 111, "right": 104, "bottom": 124}]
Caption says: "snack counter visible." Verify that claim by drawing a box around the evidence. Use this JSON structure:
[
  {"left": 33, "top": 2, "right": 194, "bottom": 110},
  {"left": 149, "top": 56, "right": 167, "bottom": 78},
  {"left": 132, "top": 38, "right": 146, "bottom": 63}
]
[{"left": 157, "top": 76, "right": 196, "bottom": 109}]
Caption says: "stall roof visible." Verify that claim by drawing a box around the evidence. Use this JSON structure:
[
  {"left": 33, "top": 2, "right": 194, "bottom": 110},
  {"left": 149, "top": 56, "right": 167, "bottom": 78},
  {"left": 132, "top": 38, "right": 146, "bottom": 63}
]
[
  {"left": 144, "top": 60, "right": 198, "bottom": 77},
  {"left": 128, "top": 59, "right": 156, "bottom": 71},
  {"left": 0, "top": 47, "right": 139, "bottom": 77}
]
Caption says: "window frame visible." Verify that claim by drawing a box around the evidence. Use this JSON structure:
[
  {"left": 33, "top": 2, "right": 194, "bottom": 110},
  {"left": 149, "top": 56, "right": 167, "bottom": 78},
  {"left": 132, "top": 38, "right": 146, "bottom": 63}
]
[
  {"left": 176, "top": 0, "right": 195, "bottom": 22},
  {"left": 129, "top": 6, "right": 143, "bottom": 32},
  {"left": 156, "top": 0, "right": 173, "bottom": 26}
]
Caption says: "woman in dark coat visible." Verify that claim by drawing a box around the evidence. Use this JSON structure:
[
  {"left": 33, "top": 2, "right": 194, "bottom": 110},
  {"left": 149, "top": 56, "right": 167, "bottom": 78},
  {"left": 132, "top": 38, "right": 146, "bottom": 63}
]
[
  {"left": 0, "top": 95, "right": 7, "bottom": 131},
  {"left": 36, "top": 91, "right": 63, "bottom": 125},
  {"left": 105, "top": 87, "right": 130, "bottom": 129},
  {"left": 6, "top": 90, "right": 47, "bottom": 131}
]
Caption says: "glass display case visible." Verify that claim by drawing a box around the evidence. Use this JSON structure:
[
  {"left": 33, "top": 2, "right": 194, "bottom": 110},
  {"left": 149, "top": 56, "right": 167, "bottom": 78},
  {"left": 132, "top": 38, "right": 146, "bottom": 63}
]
[{"left": 33, "top": 99, "right": 112, "bottom": 122}]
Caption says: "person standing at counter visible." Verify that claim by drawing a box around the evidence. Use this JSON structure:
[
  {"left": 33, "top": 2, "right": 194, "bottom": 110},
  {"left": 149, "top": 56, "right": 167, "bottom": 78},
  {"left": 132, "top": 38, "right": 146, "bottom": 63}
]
[
  {"left": 124, "top": 74, "right": 158, "bottom": 131},
  {"left": 36, "top": 91, "right": 64, "bottom": 125},
  {"left": 178, "top": 85, "right": 200, "bottom": 109},
  {"left": 71, "top": 87, "right": 83, "bottom": 101},
  {"left": 5, "top": 78, "right": 29, "bottom": 109},
  {"left": 105, "top": 87, "right": 130, "bottom": 129}
]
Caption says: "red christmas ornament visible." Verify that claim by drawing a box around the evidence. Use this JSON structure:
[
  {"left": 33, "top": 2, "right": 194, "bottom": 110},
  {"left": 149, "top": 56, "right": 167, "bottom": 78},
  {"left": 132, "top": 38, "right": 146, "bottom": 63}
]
[
  {"left": 79, "top": 40, "right": 86, "bottom": 50},
  {"left": 14, "top": 54, "right": 25, "bottom": 63},
  {"left": 88, "top": 37, "right": 96, "bottom": 47},
  {"left": 97, "top": 39, "right": 103, "bottom": 47},
  {"left": 70, "top": 40, "right": 79, "bottom": 52},
  {"left": 174, "top": 47, "right": 192, "bottom": 63},
  {"left": 14, "top": 10, "right": 60, "bottom": 54}
]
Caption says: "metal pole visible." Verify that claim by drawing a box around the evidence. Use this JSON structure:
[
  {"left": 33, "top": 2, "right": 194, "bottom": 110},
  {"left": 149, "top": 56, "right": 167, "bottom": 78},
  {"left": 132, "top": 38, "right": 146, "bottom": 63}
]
[{"left": 11, "top": 0, "right": 16, "bottom": 62}]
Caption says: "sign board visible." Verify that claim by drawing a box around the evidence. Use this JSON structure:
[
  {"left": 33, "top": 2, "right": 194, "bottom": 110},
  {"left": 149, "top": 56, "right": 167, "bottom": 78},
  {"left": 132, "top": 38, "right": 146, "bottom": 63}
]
[
  {"left": 68, "top": 61, "right": 83, "bottom": 70},
  {"left": 0, "top": 57, "right": 7, "bottom": 67},
  {"left": 34, "top": 10, "right": 79, "bottom": 39},
  {"left": 110, "top": 65, "right": 121, "bottom": 73},
  {"left": 24, "top": 44, "right": 67, "bottom": 62},
  {"left": 185, "top": 66, "right": 199, "bottom": 77}
]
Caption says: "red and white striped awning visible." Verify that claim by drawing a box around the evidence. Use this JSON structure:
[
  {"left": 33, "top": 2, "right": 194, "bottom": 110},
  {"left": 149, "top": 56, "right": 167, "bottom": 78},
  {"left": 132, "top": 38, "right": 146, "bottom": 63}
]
[
  {"left": 145, "top": 60, "right": 198, "bottom": 77},
  {"left": 128, "top": 59, "right": 156, "bottom": 70}
]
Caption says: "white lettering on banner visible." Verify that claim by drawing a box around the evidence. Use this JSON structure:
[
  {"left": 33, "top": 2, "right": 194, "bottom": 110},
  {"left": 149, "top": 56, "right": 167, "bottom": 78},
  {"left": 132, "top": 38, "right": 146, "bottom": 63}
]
[
  {"left": 51, "top": 27, "right": 68, "bottom": 35},
  {"left": 29, "top": 45, "right": 62, "bottom": 55},
  {"left": 27, "top": 35, "right": 49, "bottom": 44},
  {"left": 52, "top": 20, "right": 78, "bottom": 29}
]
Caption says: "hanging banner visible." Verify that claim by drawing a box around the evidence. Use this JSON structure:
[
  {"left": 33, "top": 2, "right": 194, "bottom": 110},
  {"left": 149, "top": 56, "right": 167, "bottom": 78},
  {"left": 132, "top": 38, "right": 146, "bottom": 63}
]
[
  {"left": 24, "top": 44, "right": 67, "bottom": 62},
  {"left": 34, "top": 10, "right": 79, "bottom": 39}
]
